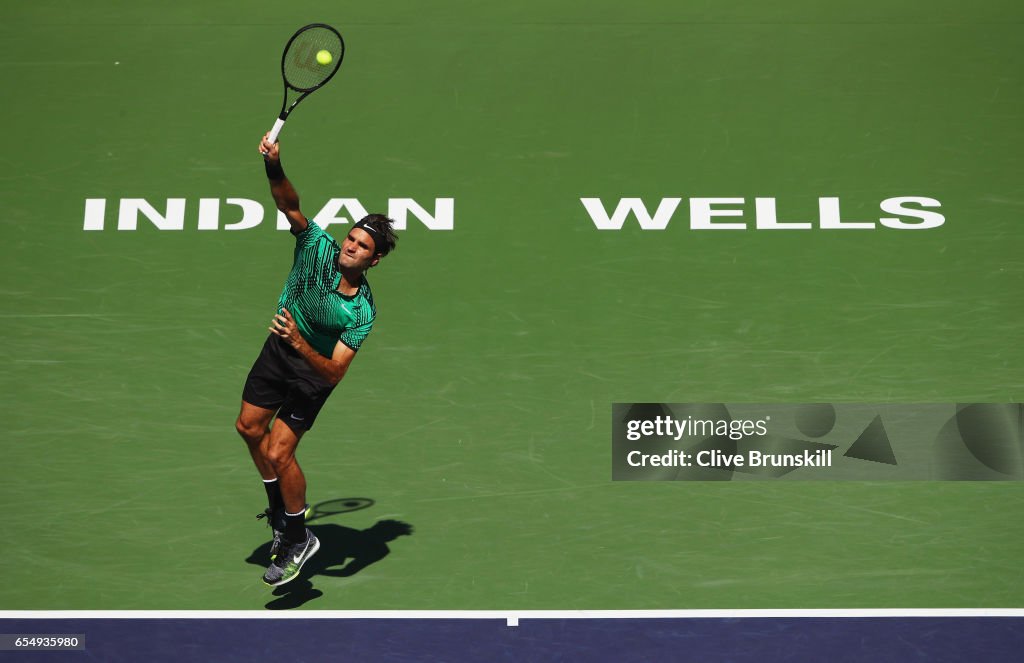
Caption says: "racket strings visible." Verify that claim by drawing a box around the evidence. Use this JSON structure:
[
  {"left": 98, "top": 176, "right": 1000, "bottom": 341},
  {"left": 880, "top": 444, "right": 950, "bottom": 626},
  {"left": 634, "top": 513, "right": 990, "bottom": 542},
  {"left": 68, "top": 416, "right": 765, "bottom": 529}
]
[{"left": 283, "top": 27, "right": 343, "bottom": 91}]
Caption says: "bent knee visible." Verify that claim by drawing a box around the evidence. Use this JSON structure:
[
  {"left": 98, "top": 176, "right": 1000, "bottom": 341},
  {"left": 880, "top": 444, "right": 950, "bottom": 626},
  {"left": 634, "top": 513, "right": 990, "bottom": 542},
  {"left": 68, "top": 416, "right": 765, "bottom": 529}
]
[
  {"left": 263, "top": 444, "right": 296, "bottom": 470},
  {"left": 235, "top": 417, "right": 266, "bottom": 443}
]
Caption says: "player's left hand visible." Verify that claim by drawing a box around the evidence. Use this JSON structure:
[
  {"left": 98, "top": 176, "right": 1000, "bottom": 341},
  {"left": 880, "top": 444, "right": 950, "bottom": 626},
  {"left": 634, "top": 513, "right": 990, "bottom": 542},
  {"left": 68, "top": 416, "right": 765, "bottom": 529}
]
[{"left": 270, "top": 308, "right": 300, "bottom": 347}]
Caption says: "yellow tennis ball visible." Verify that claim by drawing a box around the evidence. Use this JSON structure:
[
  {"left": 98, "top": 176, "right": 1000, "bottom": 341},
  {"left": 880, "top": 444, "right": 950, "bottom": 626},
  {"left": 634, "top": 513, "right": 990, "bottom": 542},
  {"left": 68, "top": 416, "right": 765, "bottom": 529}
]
[{"left": 316, "top": 50, "right": 333, "bottom": 66}]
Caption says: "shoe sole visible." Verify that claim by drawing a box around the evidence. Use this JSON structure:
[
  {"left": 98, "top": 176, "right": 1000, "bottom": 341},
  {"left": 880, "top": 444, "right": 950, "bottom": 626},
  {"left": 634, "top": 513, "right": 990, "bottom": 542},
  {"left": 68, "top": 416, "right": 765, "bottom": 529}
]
[{"left": 263, "top": 536, "right": 320, "bottom": 588}]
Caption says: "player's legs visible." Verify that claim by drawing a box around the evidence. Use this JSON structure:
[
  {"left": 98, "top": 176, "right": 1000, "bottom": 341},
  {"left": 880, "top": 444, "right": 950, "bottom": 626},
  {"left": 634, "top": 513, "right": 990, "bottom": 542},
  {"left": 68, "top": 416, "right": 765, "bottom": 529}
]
[
  {"left": 268, "top": 374, "right": 336, "bottom": 517},
  {"left": 236, "top": 399, "right": 290, "bottom": 559},
  {"left": 235, "top": 400, "right": 277, "bottom": 480},
  {"left": 260, "top": 419, "right": 307, "bottom": 515},
  {"left": 258, "top": 418, "right": 320, "bottom": 587},
  {"left": 241, "top": 335, "right": 329, "bottom": 583}
]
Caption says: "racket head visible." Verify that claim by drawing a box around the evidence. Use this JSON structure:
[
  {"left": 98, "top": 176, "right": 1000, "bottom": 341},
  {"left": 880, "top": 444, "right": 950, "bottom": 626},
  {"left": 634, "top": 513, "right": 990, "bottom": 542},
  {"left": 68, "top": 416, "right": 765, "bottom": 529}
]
[{"left": 281, "top": 23, "right": 345, "bottom": 93}]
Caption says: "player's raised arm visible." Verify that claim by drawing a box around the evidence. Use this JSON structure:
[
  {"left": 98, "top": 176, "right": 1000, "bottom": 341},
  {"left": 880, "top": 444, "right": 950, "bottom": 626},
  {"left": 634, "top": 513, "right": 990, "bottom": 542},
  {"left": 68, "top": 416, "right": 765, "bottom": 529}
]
[{"left": 259, "top": 133, "right": 308, "bottom": 235}]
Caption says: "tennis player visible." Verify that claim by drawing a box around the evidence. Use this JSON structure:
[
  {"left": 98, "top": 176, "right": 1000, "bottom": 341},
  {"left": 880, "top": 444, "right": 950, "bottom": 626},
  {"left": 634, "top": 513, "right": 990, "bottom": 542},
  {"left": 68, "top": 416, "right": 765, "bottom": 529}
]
[{"left": 235, "top": 133, "right": 397, "bottom": 587}]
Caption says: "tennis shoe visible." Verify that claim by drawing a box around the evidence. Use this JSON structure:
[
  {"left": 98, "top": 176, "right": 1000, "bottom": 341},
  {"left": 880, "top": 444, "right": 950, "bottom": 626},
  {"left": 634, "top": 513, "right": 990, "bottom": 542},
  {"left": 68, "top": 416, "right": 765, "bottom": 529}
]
[
  {"left": 256, "top": 508, "right": 286, "bottom": 559},
  {"left": 257, "top": 504, "right": 311, "bottom": 560},
  {"left": 262, "top": 528, "right": 320, "bottom": 587}
]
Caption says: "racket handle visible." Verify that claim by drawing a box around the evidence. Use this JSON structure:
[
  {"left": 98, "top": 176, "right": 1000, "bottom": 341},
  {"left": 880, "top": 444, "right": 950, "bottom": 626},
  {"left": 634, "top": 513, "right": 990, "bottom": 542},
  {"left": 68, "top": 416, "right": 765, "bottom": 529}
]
[{"left": 267, "top": 117, "right": 286, "bottom": 144}]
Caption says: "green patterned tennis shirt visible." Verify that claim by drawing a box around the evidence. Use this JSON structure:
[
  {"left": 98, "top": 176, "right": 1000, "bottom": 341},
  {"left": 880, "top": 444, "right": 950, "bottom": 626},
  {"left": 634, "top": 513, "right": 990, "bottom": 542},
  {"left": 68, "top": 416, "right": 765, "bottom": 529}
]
[{"left": 277, "top": 222, "right": 376, "bottom": 357}]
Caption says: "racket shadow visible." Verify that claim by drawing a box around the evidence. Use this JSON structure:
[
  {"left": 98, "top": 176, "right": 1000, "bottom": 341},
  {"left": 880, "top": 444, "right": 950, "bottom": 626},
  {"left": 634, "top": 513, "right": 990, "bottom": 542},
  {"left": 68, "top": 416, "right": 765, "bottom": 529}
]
[{"left": 307, "top": 497, "right": 375, "bottom": 522}]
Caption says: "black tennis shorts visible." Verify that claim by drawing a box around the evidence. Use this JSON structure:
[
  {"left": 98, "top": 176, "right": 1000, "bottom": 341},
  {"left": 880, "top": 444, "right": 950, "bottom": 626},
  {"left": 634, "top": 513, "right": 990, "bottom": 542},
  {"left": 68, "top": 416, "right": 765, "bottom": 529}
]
[{"left": 242, "top": 334, "right": 336, "bottom": 433}]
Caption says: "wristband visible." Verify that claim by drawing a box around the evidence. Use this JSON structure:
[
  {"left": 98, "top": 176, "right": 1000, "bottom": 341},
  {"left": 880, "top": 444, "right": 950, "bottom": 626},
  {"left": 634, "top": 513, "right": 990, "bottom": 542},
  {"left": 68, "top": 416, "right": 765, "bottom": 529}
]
[{"left": 264, "top": 159, "right": 285, "bottom": 181}]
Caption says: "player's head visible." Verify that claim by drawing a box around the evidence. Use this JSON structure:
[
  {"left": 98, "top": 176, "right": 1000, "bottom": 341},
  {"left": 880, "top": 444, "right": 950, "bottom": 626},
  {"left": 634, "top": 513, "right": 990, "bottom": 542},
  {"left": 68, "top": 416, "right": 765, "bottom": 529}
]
[{"left": 339, "top": 214, "right": 397, "bottom": 271}]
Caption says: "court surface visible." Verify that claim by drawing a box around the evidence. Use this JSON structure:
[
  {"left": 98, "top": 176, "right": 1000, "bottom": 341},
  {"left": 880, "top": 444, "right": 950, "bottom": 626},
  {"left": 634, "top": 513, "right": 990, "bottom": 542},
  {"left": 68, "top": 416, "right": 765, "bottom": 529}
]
[{"left": 2, "top": 1, "right": 1022, "bottom": 611}]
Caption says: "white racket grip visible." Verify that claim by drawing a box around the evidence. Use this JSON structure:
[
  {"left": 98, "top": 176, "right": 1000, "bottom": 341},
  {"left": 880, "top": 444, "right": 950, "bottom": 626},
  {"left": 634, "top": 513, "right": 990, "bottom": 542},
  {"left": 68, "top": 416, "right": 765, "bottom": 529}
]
[{"left": 267, "top": 117, "right": 286, "bottom": 144}]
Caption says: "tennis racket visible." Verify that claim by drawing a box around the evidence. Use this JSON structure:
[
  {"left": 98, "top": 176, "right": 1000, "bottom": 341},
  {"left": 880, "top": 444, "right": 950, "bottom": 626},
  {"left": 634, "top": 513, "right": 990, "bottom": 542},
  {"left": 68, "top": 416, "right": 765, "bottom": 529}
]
[{"left": 265, "top": 23, "right": 345, "bottom": 148}]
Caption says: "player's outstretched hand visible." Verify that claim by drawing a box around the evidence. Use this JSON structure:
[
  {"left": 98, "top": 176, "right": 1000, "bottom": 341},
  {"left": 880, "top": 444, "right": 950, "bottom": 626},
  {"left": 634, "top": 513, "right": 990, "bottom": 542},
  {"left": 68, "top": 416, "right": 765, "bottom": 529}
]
[
  {"left": 270, "top": 307, "right": 299, "bottom": 347},
  {"left": 259, "top": 133, "right": 280, "bottom": 160}
]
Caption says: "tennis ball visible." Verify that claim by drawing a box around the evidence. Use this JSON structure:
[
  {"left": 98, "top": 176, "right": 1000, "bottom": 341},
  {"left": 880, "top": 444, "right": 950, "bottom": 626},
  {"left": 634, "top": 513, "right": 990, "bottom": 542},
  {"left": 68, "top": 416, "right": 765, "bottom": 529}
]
[{"left": 316, "top": 50, "right": 333, "bottom": 66}]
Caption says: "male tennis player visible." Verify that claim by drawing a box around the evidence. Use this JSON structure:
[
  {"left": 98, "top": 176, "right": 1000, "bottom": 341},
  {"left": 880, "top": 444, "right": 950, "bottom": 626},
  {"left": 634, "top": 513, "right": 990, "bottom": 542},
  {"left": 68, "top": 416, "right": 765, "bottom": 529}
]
[{"left": 235, "top": 133, "right": 397, "bottom": 587}]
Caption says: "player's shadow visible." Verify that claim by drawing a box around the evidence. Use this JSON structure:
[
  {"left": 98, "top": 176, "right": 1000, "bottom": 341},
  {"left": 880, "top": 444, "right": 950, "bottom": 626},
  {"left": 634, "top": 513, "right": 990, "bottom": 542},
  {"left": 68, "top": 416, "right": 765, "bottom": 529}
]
[{"left": 246, "top": 519, "right": 415, "bottom": 610}]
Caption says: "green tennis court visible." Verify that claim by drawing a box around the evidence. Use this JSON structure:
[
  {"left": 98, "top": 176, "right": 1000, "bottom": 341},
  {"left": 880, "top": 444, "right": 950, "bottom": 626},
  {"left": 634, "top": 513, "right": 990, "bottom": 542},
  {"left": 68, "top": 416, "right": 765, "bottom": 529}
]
[{"left": 2, "top": 1, "right": 1021, "bottom": 610}]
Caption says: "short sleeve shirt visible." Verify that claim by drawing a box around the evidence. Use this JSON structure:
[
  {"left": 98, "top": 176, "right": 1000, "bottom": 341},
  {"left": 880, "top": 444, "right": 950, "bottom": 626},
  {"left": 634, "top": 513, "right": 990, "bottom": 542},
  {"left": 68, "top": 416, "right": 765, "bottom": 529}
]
[{"left": 276, "top": 222, "right": 376, "bottom": 357}]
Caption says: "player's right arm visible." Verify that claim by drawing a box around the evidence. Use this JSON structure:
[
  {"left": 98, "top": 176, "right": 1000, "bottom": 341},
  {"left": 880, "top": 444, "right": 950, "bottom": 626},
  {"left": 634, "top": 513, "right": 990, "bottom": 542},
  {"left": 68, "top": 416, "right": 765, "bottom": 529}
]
[{"left": 259, "top": 133, "right": 308, "bottom": 235}]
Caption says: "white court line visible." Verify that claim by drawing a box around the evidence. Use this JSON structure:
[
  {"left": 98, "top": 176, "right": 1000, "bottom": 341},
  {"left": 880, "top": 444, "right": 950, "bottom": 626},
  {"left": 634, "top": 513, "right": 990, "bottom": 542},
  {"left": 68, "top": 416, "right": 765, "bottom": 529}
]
[{"left": 1, "top": 609, "right": 1023, "bottom": 620}]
